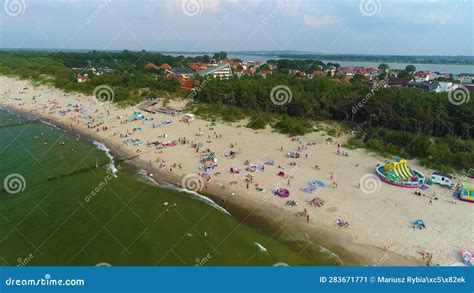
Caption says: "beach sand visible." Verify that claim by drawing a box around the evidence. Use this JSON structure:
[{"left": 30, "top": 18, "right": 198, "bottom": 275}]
[{"left": 1, "top": 76, "right": 473, "bottom": 266}]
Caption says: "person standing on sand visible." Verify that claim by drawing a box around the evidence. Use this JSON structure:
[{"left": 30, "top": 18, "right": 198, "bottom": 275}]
[{"left": 306, "top": 214, "right": 310, "bottom": 223}]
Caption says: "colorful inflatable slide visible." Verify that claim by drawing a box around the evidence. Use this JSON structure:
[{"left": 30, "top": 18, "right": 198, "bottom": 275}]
[
  {"left": 455, "top": 185, "right": 474, "bottom": 203},
  {"left": 375, "top": 158, "right": 425, "bottom": 188}
]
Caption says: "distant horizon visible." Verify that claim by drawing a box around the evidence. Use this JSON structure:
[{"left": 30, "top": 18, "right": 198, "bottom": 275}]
[{"left": 1, "top": 48, "right": 473, "bottom": 58}]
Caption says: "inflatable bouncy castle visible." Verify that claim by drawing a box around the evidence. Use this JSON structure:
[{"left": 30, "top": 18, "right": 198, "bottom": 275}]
[{"left": 376, "top": 158, "right": 425, "bottom": 188}]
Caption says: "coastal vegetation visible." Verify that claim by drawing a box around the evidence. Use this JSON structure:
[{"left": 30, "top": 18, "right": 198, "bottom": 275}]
[{"left": 0, "top": 50, "right": 472, "bottom": 172}]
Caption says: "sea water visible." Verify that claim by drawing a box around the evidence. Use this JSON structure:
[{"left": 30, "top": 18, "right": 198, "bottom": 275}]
[{"left": 0, "top": 110, "right": 340, "bottom": 266}]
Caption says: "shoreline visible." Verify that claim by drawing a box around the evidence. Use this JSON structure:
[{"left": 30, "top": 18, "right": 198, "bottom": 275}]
[
  {"left": 2, "top": 105, "right": 419, "bottom": 266},
  {"left": 4, "top": 76, "right": 471, "bottom": 266},
  {"left": 0, "top": 78, "right": 422, "bottom": 266}
]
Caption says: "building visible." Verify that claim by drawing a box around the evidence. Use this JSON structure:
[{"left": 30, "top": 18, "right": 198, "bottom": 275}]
[
  {"left": 159, "top": 63, "right": 172, "bottom": 70},
  {"left": 165, "top": 68, "right": 196, "bottom": 79},
  {"left": 144, "top": 62, "right": 159, "bottom": 70},
  {"left": 190, "top": 62, "right": 209, "bottom": 72},
  {"left": 198, "top": 63, "right": 232, "bottom": 79},
  {"left": 76, "top": 72, "right": 89, "bottom": 83},
  {"left": 258, "top": 70, "right": 272, "bottom": 78},
  {"left": 459, "top": 73, "right": 474, "bottom": 84},
  {"left": 407, "top": 81, "right": 441, "bottom": 92},
  {"left": 413, "top": 72, "right": 430, "bottom": 82},
  {"left": 438, "top": 81, "right": 454, "bottom": 92},
  {"left": 387, "top": 77, "right": 409, "bottom": 87}
]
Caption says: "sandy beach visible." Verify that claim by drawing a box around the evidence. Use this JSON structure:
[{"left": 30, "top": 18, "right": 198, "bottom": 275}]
[{"left": 1, "top": 75, "right": 473, "bottom": 266}]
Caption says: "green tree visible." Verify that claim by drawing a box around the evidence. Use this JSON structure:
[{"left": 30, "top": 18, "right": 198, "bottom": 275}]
[
  {"left": 405, "top": 64, "right": 416, "bottom": 72},
  {"left": 378, "top": 63, "right": 389, "bottom": 72},
  {"left": 397, "top": 70, "right": 412, "bottom": 80}
]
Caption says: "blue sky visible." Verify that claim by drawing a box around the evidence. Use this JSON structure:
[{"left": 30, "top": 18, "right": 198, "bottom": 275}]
[{"left": 1, "top": 0, "right": 472, "bottom": 55}]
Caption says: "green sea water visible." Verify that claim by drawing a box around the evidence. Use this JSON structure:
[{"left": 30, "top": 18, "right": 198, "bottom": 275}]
[{"left": 0, "top": 110, "right": 340, "bottom": 266}]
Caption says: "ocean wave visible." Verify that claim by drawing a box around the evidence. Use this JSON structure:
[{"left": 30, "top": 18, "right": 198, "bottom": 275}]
[
  {"left": 138, "top": 170, "right": 231, "bottom": 216},
  {"left": 254, "top": 242, "right": 268, "bottom": 254},
  {"left": 39, "top": 120, "right": 66, "bottom": 132},
  {"left": 92, "top": 141, "right": 119, "bottom": 177},
  {"left": 319, "top": 246, "right": 343, "bottom": 265}
]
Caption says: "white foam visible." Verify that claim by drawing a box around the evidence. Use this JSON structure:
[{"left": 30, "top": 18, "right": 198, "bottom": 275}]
[
  {"left": 255, "top": 242, "right": 268, "bottom": 254},
  {"left": 92, "top": 141, "right": 118, "bottom": 177},
  {"left": 138, "top": 170, "right": 231, "bottom": 216}
]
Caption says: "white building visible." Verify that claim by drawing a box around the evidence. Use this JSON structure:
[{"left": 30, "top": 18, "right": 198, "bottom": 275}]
[{"left": 198, "top": 63, "right": 232, "bottom": 79}]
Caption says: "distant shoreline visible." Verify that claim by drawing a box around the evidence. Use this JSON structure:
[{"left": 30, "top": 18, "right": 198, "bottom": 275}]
[{"left": 1, "top": 48, "right": 472, "bottom": 67}]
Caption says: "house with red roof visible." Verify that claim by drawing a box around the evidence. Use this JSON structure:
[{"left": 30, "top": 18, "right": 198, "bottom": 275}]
[
  {"left": 258, "top": 70, "right": 272, "bottom": 78},
  {"left": 311, "top": 70, "right": 325, "bottom": 79},
  {"left": 190, "top": 62, "right": 208, "bottom": 72},
  {"left": 144, "top": 62, "right": 159, "bottom": 70},
  {"left": 159, "top": 63, "right": 172, "bottom": 70},
  {"left": 177, "top": 76, "right": 195, "bottom": 89},
  {"left": 414, "top": 72, "right": 430, "bottom": 82}
]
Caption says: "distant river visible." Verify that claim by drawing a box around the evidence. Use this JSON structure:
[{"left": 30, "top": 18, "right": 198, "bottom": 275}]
[{"left": 166, "top": 53, "right": 473, "bottom": 74}]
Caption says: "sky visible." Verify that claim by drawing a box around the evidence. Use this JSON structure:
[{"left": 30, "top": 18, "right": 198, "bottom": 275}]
[{"left": 0, "top": 0, "right": 472, "bottom": 56}]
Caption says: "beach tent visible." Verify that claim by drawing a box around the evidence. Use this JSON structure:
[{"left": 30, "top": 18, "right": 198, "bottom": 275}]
[
  {"left": 127, "top": 111, "right": 144, "bottom": 122},
  {"left": 278, "top": 171, "right": 286, "bottom": 177},
  {"left": 301, "top": 184, "right": 317, "bottom": 193},
  {"left": 310, "top": 180, "right": 325, "bottom": 188},
  {"left": 275, "top": 188, "right": 290, "bottom": 198},
  {"left": 247, "top": 163, "right": 264, "bottom": 172},
  {"left": 412, "top": 219, "right": 426, "bottom": 229}
]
